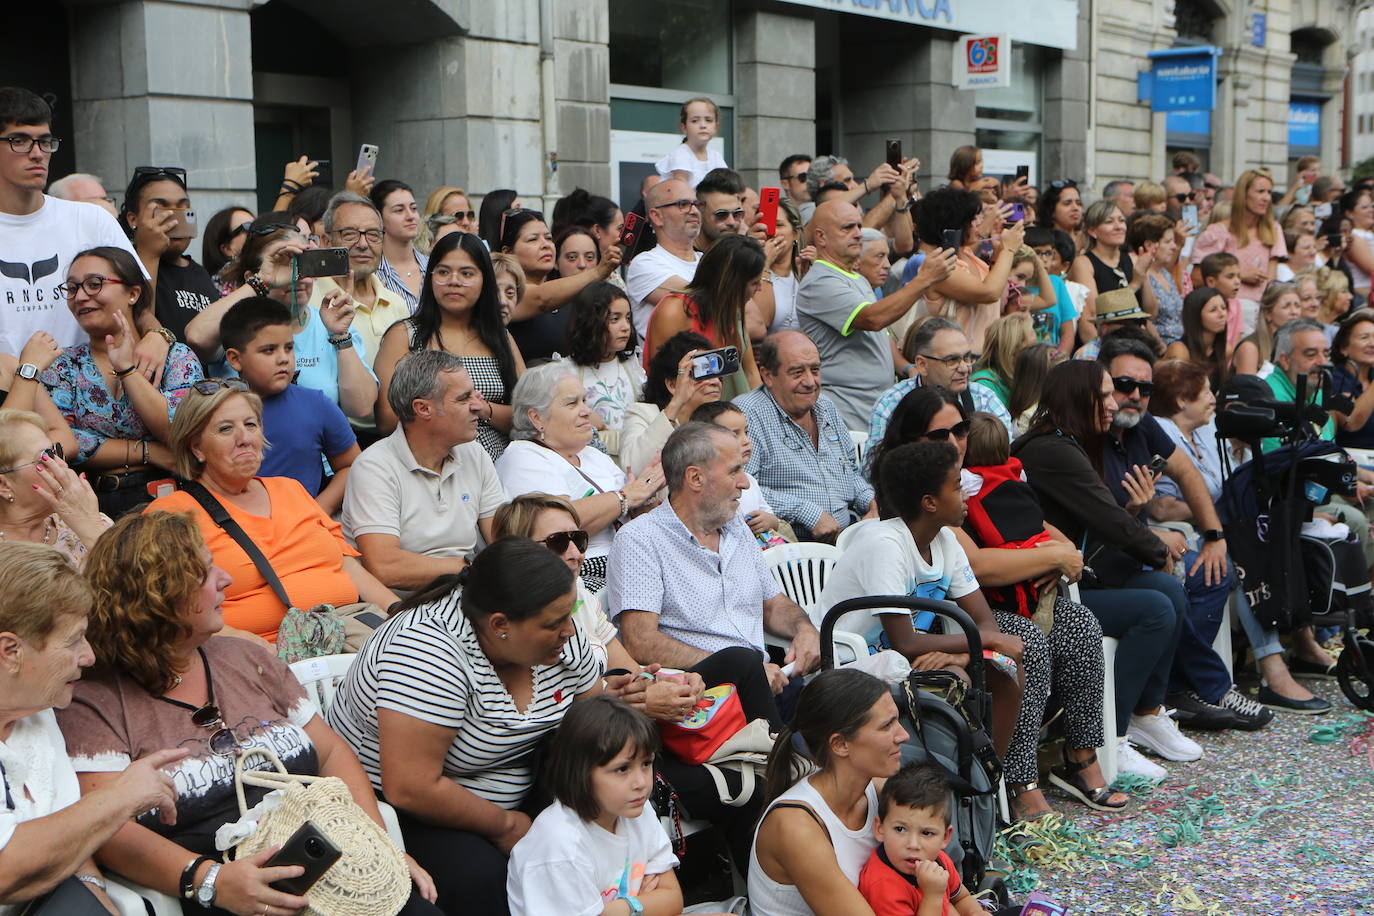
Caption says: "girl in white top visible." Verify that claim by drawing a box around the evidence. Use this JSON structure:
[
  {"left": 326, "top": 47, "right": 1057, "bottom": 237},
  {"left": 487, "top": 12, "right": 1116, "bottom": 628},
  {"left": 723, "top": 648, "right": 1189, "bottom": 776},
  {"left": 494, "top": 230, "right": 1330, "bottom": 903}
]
[
  {"left": 509, "top": 697, "right": 727, "bottom": 916},
  {"left": 561, "top": 282, "right": 647, "bottom": 455},
  {"left": 748, "top": 669, "right": 908, "bottom": 916},
  {"left": 656, "top": 98, "right": 728, "bottom": 189}
]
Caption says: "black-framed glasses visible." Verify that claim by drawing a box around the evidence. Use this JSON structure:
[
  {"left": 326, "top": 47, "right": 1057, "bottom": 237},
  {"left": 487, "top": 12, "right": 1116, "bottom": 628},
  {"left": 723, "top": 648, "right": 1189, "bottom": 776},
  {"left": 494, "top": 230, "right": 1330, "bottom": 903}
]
[
  {"left": 191, "top": 379, "right": 250, "bottom": 396},
  {"left": 539, "top": 529, "right": 589, "bottom": 554},
  {"left": 786, "top": 170, "right": 808, "bottom": 183},
  {"left": 650, "top": 198, "right": 696, "bottom": 213},
  {"left": 1, "top": 135, "right": 60, "bottom": 154},
  {"left": 1172, "top": 192, "right": 1195, "bottom": 203},
  {"left": 229, "top": 221, "right": 254, "bottom": 238},
  {"left": 190, "top": 703, "right": 251, "bottom": 757},
  {"left": 1112, "top": 376, "right": 1155, "bottom": 397},
  {"left": 334, "top": 226, "right": 384, "bottom": 246},
  {"left": 132, "top": 165, "right": 187, "bottom": 183},
  {"left": 0, "top": 443, "right": 62, "bottom": 475},
  {"left": 922, "top": 420, "right": 972, "bottom": 442},
  {"left": 920, "top": 352, "right": 976, "bottom": 368},
  {"left": 55, "top": 275, "right": 131, "bottom": 299}
]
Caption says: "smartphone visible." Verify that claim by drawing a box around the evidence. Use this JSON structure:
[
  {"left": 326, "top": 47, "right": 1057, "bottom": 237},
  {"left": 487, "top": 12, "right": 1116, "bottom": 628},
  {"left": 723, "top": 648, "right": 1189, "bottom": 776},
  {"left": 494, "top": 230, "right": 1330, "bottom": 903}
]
[
  {"left": 295, "top": 247, "right": 349, "bottom": 279},
  {"left": 1181, "top": 203, "right": 1199, "bottom": 231},
  {"left": 619, "top": 211, "right": 645, "bottom": 252},
  {"left": 941, "top": 228, "right": 963, "bottom": 251},
  {"left": 1008, "top": 202, "right": 1025, "bottom": 223},
  {"left": 757, "top": 187, "right": 781, "bottom": 238},
  {"left": 886, "top": 139, "right": 902, "bottom": 169},
  {"left": 691, "top": 346, "right": 741, "bottom": 380},
  {"left": 1148, "top": 454, "right": 1168, "bottom": 475},
  {"left": 1325, "top": 232, "right": 1344, "bottom": 250},
  {"left": 266, "top": 821, "right": 341, "bottom": 895},
  {"left": 1016, "top": 164, "right": 1030, "bottom": 183},
  {"left": 355, "top": 143, "right": 379, "bottom": 175},
  {"left": 157, "top": 208, "right": 197, "bottom": 240},
  {"left": 314, "top": 159, "right": 333, "bottom": 187}
]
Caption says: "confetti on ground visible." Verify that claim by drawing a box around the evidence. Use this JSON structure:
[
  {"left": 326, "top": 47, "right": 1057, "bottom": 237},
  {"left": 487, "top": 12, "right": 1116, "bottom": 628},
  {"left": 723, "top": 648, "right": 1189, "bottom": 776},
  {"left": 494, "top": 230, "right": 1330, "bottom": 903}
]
[{"left": 1022, "top": 680, "right": 1374, "bottom": 914}]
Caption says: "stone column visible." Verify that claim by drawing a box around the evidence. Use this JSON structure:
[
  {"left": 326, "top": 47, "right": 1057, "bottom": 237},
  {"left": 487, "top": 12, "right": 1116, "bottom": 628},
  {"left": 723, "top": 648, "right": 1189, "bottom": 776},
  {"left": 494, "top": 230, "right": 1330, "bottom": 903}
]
[
  {"left": 1043, "top": 7, "right": 1090, "bottom": 184},
  {"left": 553, "top": 0, "right": 611, "bottom": 197},
  {"left": 67, "top": 0, "right": 257, "bottom": 240},
  {"left": 734, "top": 8, "right": 815, "bottom": 192}
]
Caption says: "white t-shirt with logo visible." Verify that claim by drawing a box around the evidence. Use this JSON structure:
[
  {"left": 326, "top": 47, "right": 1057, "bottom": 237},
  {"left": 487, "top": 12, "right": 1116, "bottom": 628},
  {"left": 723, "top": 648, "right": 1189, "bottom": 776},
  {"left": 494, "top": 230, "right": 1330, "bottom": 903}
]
[
  {"left": 0, "top": 195, "right": 143, "bottom": 353},
  {"left": 624, "top": 245, "right": 701, "bottom": 339}
]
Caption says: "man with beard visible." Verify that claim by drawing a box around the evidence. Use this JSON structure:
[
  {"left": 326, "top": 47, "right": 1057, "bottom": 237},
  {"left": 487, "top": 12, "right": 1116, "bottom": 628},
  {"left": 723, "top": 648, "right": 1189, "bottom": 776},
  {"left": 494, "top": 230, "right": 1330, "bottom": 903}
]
[{"left": 1099, "top": 334, "right": 1271, "bottom": 731}]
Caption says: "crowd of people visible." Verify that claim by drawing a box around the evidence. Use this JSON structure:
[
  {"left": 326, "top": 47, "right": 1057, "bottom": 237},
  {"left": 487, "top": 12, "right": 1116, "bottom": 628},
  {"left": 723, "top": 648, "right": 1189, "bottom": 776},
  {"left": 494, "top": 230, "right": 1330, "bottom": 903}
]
[{"left": 0, "top": 81, "right": 1361, "bottom": 916}]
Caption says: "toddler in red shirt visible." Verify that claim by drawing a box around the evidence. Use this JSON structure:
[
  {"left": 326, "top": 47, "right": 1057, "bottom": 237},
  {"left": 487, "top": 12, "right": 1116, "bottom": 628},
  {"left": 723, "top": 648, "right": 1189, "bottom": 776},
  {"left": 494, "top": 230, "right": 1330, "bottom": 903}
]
[{"left": 857, "top": 763, "right": 983, "bottom": 916}]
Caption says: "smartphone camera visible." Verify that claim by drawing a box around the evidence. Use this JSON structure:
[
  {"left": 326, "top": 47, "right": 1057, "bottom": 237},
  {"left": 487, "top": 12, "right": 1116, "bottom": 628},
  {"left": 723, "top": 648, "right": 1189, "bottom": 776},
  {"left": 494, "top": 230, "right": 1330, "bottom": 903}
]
[
  {"left": 304, "top": 837, "right": 328, "bottom": 858},
  {"left": 691, "top": 346, "right": 740, "bottom": 381}
]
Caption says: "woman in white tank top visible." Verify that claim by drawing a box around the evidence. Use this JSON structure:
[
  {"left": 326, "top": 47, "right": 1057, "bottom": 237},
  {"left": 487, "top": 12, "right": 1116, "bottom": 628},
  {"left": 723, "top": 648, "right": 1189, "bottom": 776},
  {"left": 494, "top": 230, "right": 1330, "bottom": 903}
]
[{"left": 748, "top": 669, "right": 908, "bottom": 916}]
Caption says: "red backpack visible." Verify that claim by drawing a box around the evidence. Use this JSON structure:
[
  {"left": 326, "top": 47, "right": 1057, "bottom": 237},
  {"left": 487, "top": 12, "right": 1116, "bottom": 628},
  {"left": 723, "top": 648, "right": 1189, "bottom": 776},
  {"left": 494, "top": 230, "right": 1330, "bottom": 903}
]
[{"left": 963, "top": 458, "right": 1054, "bottom": 617}]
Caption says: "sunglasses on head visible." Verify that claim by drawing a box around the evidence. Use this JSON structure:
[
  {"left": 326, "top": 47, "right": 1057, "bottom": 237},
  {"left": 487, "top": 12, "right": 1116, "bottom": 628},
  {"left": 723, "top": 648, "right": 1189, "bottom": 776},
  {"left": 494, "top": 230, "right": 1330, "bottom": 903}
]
[
  {"left": 1112, "top": 376, "right": 1154, "bottom": 397},
  {"left": 539, "top": 529, "right": 589, "bottom": 554},
  {"left": 922, "top": 419, "right": 972, "bottom": 442},
  {"left": 133, "top": 165, "right": 188, "bottom": 183},
  {"left": 191, "top": 378, "right": 251, "bottom": 396},
  {"left": 1050, "top": 179, "right": 1078, "bottom": 190},
  {"left": 499, "top": 208, "right": 545, "bottom": 240}
]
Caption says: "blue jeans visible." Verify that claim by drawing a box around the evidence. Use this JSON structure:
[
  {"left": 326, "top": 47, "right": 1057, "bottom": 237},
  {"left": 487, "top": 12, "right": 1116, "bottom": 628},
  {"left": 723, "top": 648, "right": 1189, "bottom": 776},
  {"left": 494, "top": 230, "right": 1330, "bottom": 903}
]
[
  {"left": 1167, "top": 550, "right": 1237, "bottom": 703},
  {"left": 1079, "top": 570, "right": 1184, "bottom": 736},
  {"left": 1232, "top": 584, "right": 1284, "bottom": 662}
]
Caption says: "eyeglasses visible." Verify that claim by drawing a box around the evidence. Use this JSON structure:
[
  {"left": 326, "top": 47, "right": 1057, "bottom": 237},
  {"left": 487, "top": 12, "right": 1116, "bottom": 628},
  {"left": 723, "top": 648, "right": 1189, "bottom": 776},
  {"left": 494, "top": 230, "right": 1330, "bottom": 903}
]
[
  {"left": 1, "top": 135, "right": 60, "bottom": 154},
  {"left": 650, "top": 198, "right": 696, "bottom": 213},
  {"left": 55, "top": 275, "right": 130, "bottom": 299},
  {"left": 1172, "top": 192, "right": 1195, "bottom": 203},
  {"left": 334, "top": 227, "right": 384, "bottom": 246},
  {"left": 132, "top": 166, "right": 187, "bottom": 183},
  {"left": 539, "top": 529, "right": 589, "bottom": 554},
  {"left": 920, "top": 352, "right": 976, "bottom": 368},
  {"left": 0, "top": 443, "right": 62, "bottom": 475},
  {"left": 922, "top": 420, "right": 972, "bottom": 442},
  {"left": 1111, "top": 376, "right": 1155, "bottom": 397},
  {"left": 703, "top": 205, "right": 745, "bottom": 221},
  {"left": 191, "top": 379, "right": 251, "bottom": 396},
  {"left": 190, "top": 703, "right": 251, "bottom": 757}
]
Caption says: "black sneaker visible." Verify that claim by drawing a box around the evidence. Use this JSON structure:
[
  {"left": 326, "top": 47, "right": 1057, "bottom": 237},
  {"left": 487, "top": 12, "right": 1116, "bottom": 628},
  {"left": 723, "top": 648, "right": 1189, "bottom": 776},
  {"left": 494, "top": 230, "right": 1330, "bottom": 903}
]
[
  {"left": 1218, "top": 689, "right": 1275, "bottom": 730},
  {"left": 1164, "top": 690, "right": 1245, "bottom": 730}
]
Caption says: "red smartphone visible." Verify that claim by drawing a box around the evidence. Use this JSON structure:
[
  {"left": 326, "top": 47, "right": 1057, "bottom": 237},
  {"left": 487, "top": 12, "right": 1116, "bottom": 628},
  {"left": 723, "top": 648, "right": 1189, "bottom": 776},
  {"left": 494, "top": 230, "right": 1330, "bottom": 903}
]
[
  {"left": 757, "top": 187, "right": 781, "bottom": 238},
  {"left": 619, "top": 211, "right": 644, "bottom": 251}
]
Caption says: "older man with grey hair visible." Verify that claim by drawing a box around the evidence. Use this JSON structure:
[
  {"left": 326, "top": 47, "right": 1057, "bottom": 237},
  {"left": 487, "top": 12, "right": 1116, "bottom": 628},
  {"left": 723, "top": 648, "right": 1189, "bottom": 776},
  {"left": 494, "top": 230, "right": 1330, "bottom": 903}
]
[
  {"left": 47, "top": 172, "right": 118, "bottom": 217},
  {"left": 609, "top": 421, "right": 820, "bottom": 694},
  {"left": 342, "top": 349, "right": 506, "bottom": 592},
  {"left": 1257, "top": 318, "right": 1336, "bottom": 448},
  {"left": 307, "top": 190, "right": 405, "bottom": 374}
]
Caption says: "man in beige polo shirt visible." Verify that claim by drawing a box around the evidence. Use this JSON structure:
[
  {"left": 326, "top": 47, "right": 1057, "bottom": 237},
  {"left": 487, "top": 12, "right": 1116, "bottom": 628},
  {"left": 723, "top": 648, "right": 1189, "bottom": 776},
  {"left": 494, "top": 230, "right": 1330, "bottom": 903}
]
[{"left": 342, "top": 350, "right": 507, "bottom": 593}]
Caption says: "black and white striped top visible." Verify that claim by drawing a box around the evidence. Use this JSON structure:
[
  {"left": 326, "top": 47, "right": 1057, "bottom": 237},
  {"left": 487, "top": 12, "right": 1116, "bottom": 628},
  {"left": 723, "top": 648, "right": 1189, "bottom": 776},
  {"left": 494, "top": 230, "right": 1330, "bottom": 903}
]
[{"left": 325, "top": 587, "right": 601, "bottom": 808}]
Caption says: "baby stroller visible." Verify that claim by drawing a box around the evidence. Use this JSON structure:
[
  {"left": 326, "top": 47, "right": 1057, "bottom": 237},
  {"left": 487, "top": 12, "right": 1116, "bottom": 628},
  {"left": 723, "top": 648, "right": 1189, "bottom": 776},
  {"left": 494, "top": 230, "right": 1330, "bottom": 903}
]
[
  {"left": 1216, "top": 376, "right": 1374, "bottom": 711},
  {"left": 819, "top": 596, "right": 1008, "bottom": 904}
]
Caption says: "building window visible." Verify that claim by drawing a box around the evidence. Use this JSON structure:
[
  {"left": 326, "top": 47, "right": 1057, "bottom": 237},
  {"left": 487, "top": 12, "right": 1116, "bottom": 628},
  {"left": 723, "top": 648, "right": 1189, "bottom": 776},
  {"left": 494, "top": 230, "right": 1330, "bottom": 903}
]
[
  {"left": 974, "top": 44, "right": 1045, "bottom": 180},
  {"left": 609, "top": 0, "right": 731, "bottom": 95}
]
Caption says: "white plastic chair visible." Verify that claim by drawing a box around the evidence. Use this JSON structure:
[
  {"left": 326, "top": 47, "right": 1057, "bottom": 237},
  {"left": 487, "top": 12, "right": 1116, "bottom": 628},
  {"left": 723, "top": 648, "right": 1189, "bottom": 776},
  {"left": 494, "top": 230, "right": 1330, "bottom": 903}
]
[
  {"left": 1066, "top": 581, "right": 1118, "bottom": 784},
  {"left": 107, "top": 875, "right": 179, "bottom": 916},
  {"left": 849, "top": 429, "right": 868, "bottom": 463},
  {"left": 289, "top": 653, "right": 357, "bottom": 717},
  {"left": 763, "top": 542, "right": 866, "bottom": 665},
  {"left": 1215, "top": 594, "right": 1235, "bottom": 680}
]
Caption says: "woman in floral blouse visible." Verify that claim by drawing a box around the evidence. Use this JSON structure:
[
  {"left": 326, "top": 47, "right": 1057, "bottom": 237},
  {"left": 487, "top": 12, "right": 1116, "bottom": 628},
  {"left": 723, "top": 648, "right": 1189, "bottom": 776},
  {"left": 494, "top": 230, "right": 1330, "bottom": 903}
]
[{"left": 41, "top": 246, "right": 202, "bottom": 516}]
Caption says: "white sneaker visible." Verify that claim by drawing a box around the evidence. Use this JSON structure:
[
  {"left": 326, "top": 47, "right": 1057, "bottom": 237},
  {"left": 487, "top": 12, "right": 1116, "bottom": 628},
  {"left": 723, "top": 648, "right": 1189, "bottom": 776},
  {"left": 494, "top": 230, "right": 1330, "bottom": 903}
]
[
  {"left": 1116, "top": 736, "right": 1167, "bottom": 782},
  {"left": 1127, "top": 708, "right": 1204, "bottom": 762}
]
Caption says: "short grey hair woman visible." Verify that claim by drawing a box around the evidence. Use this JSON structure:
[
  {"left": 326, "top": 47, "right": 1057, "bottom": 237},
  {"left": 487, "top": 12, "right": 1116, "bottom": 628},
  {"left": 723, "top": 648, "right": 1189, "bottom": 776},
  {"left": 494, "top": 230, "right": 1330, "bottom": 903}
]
[{"left": 496, "top": 364, "right": 664, "bottom": 586}]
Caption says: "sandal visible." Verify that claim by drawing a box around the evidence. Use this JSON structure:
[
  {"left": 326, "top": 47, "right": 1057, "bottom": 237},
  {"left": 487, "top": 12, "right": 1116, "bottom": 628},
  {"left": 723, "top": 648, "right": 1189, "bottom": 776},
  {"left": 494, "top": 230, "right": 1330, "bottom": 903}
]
[
  {"left": 1048, "top": 750, "right": 1129, "bottom": 812},
  {"left": 1006, "top": 780, "right": 1052, "bottom": 822}
]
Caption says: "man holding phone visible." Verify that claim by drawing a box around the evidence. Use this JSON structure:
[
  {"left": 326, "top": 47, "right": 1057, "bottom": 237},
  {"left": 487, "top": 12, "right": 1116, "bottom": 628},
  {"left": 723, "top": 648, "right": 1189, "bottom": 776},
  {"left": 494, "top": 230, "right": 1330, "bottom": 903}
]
[{"left": 795, "top": 199, "right": 957, "bottom": 430}]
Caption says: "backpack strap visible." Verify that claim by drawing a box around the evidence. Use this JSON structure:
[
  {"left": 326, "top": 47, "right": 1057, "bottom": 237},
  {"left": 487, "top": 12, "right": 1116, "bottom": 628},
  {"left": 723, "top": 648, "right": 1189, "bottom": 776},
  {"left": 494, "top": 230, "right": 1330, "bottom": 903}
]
[{"left": 182, "top": 480, "right": 295, "bottom": 610}]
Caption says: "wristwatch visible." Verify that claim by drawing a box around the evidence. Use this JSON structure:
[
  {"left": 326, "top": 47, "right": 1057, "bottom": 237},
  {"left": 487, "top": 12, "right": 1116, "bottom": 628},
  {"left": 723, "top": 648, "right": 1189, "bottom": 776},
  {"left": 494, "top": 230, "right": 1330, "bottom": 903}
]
[
  {"left": 194, "top": 862, "right": 221, "bottom": 908},
  {"left": 152, "top": 326, "right": 177, "bottom": 347},
  {"left": 328, "top": 335, "right": 355, "bottom": 350},
  {"left": 1201, "top": 529, "right": 1225, "bottom": 542},
  {"left": 16, "top": 362, "right": 38, "bottom": 381}
]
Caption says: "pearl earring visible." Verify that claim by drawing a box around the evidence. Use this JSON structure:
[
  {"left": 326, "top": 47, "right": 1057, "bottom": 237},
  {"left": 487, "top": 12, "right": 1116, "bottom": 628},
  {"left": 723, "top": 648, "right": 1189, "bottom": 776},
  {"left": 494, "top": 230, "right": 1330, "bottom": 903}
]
[{"left": 499, "top": 632, "right": 508, "bottom": 640}]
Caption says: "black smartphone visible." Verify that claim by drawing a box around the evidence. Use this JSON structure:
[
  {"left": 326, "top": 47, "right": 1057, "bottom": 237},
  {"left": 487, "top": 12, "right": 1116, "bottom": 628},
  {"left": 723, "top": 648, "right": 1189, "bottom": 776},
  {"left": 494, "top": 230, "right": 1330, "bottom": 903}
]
[
  {"left": 295, "top": 247, "right": 349, "bottom": 279},
  {"left": 1148, "top": 454, "right": 1168, "bottom": 475},
  {"left": 266, "top": 821, "right": 341, "bottom": 895},
  {"left": 1016, "top": 164, "right": 1030, "bottom": 183},
  {"left": 941, "top": 228, "right": 963, "bottom": 251},
  {"left": 691, "top": 346, "right": 741, "bottom": 380},
  {"left": 314, "top": 159, "right": 333, "bottom": 187},
  {"left": 886, "top": 139, "right": 902, "bottom": 169},
  {"left": 1325, "top": 233, "right": 1344, "bottom": 250}
]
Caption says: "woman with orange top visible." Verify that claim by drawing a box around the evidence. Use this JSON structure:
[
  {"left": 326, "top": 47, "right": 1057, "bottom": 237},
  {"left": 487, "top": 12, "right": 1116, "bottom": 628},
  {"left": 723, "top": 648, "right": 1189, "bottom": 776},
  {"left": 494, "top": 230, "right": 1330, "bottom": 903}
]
[{"left": 145, "top": 379, "right": 397, "bottom": 644}]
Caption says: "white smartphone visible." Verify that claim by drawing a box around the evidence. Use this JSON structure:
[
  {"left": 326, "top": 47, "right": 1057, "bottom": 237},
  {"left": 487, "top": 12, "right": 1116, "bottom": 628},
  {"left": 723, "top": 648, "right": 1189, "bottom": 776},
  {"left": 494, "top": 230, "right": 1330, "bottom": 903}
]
[
  {"left": 1181, "top": 203, "right": 1199, "bottom": 233},
  {"left": 355, "top": 144, "right": 379, "bottom": 175}
]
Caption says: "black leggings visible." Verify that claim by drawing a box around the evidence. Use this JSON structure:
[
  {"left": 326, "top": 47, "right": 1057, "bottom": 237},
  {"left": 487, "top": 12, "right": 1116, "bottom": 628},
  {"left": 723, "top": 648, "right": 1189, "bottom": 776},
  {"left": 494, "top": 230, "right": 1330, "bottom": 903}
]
[{"left": 392, "top": 808, "right": 511, "bottom": 916}]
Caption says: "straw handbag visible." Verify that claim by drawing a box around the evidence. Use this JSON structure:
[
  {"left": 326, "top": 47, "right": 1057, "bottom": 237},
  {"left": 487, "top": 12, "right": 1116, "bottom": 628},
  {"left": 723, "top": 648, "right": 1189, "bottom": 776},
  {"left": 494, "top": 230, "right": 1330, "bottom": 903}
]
[{"left": 232, "top": 748, "right": 410, "bottom": 916}]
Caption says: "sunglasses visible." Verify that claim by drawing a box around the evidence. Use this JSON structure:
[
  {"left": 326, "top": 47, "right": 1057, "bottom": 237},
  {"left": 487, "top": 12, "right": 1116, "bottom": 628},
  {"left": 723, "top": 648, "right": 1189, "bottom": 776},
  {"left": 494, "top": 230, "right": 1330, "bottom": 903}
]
[
  {"left": 1172, "top": 192, "right": 1196, "bottom": 203},
  {"left": 1112, "top": 376, "right": 1154, "bottom": 397},
  {"left": 540, "top": 529, "right": 589, "bottom": 554},
  {"left": 133, "top": 165, "right": 188, "bottom": 183},
  {"left": 703, "top": 205, "right": 745, "bottom": 221},
  {"left": 922, "top": 419, "right": 972, "bottom": 442},
  {"left": 191, "top": 378, "right": 251, "bottom": 396},
  {"left": 1050, "top": 179, "right": 1078, "bottom": 190},
  {"left": 191, "top": 703, "right": 251, "bottom": 757},
  {"left": 499, "top": 208, "right": 545, "bottom": 240},
  {"left": 0, "top": 443, "right": 63, "bottom": 475}
]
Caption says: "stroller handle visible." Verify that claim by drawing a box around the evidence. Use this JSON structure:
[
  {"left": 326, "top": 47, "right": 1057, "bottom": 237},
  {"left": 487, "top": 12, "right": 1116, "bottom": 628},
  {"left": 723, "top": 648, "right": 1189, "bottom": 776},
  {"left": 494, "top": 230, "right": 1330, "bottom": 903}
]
[{"left": 819, "top": 595, "right": 986, "bottom": 691}]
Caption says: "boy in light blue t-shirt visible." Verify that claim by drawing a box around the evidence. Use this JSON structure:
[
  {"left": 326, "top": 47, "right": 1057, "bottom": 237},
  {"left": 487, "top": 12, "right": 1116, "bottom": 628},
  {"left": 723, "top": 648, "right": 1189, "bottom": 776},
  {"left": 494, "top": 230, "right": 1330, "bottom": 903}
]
[{"left": 1025, "top": 226, "right": 1080, "bottom": 358}]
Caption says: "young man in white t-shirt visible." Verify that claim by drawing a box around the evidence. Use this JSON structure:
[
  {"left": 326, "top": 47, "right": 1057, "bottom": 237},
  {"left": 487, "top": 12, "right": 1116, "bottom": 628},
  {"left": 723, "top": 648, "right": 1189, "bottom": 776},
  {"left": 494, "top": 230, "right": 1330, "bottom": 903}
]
[
  {"left": 624, "top": 177, "right": 701, "bottom": 340},
  {"left": 0, "top": 87, "right": 170, "bottom": 370}
]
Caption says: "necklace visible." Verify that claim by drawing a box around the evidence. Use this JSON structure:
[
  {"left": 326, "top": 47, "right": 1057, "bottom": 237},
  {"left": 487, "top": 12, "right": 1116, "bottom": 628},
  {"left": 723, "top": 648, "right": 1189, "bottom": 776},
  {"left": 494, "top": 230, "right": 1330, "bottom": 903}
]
[{"left": 0, "top": 515, "right": 55, "bottom": 544}]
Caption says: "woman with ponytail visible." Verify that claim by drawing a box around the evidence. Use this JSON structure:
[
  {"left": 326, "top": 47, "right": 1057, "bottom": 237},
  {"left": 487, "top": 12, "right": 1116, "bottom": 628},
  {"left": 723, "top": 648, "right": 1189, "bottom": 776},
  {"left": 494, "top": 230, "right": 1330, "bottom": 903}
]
[{"left": 748, "top": 669, "right": 907, "bottom": 916}]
